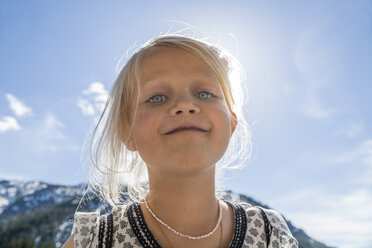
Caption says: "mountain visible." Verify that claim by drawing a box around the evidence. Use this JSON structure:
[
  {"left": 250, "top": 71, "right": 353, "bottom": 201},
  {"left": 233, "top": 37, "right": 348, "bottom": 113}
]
[{"left": 0, "top": 179, "right": 332, "bottom": 248}]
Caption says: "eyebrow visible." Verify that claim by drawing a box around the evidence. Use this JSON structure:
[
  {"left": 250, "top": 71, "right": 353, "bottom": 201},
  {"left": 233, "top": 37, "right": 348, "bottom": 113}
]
[{"left": 142, "top": 70, "right": 218, "bottom": 89}]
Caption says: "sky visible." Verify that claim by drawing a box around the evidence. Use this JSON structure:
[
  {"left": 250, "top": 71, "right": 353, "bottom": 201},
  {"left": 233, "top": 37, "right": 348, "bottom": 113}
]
[{"left": 0, "top": 1, "right": 371, "bottom": 247}]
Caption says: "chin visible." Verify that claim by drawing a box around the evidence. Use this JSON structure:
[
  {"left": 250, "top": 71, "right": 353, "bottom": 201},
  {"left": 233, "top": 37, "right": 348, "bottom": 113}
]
[{"left": 167, "top": 157, "right": 216, "bottom": 176}]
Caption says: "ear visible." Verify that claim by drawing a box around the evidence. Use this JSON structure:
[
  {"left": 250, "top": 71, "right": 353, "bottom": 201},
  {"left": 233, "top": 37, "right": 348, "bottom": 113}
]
[
  {"left": 125, "top": 136, "right": 137, "bottom": 152},
  {"left": 230, "top": 111, "right": 237, "bottom": 136}
]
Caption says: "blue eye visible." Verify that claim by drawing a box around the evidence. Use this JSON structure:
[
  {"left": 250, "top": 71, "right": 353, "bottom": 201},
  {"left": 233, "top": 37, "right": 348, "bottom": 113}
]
[
  {"left": 196, "top": 91, "right": 213, "bottom": 99},
  {"left": 147, "top": 95, "right": 167, "bottom": 104}
]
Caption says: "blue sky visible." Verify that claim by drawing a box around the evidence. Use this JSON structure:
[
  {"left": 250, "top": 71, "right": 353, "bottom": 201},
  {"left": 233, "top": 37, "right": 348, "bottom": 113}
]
[{"left": 1, "top": 1, "right": 371, "bottom": 247}]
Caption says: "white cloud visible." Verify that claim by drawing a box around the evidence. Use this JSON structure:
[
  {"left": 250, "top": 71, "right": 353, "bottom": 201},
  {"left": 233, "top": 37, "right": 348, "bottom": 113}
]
[
  {"left": 78, "top": 82, "right": 108, "bottom": 115},
  {"left": 0, "top": 116, "right": 21, "bottom": 132},
  {"left": 271, "top": 188, "right": 372, "bottom": 248},
  {"left": 45, "top": 114, "right": 64, "bottom": 129},
  {"left": 40, "top": 113, "right": 66, "bottom": 142},
  {"left": 82, "top": 82, "right": 108, "bottom": 97},
  {"left": 28, "top": 113, "right": 79, "bottom": 153},
  {"left": 94, "top": 94, "right": 108, "bottom": 103},
  {"left": 77, "top": 98, "right": 95, "bottom": 116},
  {"left": 5, "top": 94, "right": 33, "bottom": 117}
]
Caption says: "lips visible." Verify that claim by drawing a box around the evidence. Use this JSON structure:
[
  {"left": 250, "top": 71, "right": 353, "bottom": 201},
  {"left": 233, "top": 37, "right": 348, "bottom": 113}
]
[{"left": 165, "top": 126, "right": 207, "bottom": 135}]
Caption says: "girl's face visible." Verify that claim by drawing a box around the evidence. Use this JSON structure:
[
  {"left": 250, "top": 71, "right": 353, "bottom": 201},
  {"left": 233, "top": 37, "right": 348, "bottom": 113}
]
[{"left": 127, "top": 46, "right": 237, "bottom": 176}]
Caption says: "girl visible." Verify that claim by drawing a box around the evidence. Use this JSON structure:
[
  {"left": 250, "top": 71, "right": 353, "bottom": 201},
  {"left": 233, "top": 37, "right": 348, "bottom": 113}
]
[{"left": 63, "top": 34, "right": 298, "bottom": 248}]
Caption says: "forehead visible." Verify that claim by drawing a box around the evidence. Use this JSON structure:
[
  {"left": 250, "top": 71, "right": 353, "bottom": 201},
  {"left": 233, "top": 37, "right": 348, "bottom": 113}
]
[{"left": 139, "top": 46, "right": 218, "bottom": 85}]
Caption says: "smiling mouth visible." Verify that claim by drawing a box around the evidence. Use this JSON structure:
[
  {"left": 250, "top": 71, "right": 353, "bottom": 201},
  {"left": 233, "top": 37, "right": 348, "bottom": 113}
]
[{"left": 166, "top": 127, "right": 207, "bottom": 135}]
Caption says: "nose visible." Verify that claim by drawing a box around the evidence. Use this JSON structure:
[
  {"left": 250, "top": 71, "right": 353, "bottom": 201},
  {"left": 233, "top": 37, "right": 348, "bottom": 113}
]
[{"left": 169, "top": 94, "right": 200, "bottom": 116}]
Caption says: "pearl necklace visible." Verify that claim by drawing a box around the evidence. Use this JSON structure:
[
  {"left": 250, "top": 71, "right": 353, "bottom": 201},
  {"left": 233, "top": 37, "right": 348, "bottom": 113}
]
[{"left": 144, "top": 197, "right": 222, "bottom": 240}]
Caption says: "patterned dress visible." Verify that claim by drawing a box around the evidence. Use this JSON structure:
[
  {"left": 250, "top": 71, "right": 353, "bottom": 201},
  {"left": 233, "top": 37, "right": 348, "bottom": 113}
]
[{"left": 72, "top": 201, "right": 298, "bottom": 248}]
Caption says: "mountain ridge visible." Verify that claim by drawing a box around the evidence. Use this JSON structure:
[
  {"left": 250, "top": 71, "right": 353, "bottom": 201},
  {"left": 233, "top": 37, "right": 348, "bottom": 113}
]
[{"left": 0, "top": 179, "right": 333, "bottom": 248}]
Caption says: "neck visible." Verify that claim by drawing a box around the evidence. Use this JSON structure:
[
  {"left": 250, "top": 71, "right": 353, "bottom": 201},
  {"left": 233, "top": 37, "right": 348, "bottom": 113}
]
[{"left": 145, "top": 166, "right": 219, "bottom": 236}]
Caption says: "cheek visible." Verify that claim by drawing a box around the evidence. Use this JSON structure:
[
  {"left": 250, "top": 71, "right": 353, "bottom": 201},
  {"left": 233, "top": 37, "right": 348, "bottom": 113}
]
[
  {"left": 212, "top": 106, "right": 233, "bottom": 147},
  {"left": 133, "top": 109, "right": 160, "bottom": 142},
  {"left": 212, "top": 105, "right": 231, "bottom": 129},
  {"left": 132, "top": 110, "right": 164, "bottom": 164}
]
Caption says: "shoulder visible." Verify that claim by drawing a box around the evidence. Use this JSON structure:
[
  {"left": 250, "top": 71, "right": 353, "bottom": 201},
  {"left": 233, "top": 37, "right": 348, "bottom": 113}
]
[
  {"left": 237, "top": 202, "right": 292, "bottom": 235},
  {"left": 72, "top": 211, "right": 100, "bottom": 247},
  {"left": 237, "top": 202, "right": 299, "bottom": 247},
  {"left": 72, "top": 204, "right": 128, "bottom": 229},
  {"left": 71, "top": 204, "right": 137, "bottom": 248}
]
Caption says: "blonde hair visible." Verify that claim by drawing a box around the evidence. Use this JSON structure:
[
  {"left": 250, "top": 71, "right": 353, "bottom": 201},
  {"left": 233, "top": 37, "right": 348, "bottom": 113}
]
[{"left": 86, "top": 34, "right": 252, "bottom": 207}]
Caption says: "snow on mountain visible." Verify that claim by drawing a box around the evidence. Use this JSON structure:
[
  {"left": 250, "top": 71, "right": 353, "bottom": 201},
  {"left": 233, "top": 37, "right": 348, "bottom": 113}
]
[
  {"left": 0, "top": 179, "right": 85, "bottom": 219},
  {"left": 0, "top": 179, "right": 332, "bottom": 248},
  {"left": 0, "top": 180, "right": 47, "bottom": 214}
]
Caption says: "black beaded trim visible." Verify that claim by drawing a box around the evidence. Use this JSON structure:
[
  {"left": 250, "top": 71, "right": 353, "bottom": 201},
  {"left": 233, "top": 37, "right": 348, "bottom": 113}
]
[
  {"left": 134, "top": 203, "right": 162, "bottom": 248},
  {"left": 256, "top": 207, "right": 273, "bottom": 247},
  {"left": 127, "top": 204, "right": 147, "bottom": 247},
  {"left": 98, "top": 214, "right": 106, "bottom": 248},
  {"left": 127, "top": 201, "right": 247, "bottom": 248},
  {"left": 227, "top": 202, "right": 247, "bottom": 248},
  {"left": 127, "top": 203, "right": 162, "bottom": 248},
  {"left": 105, "top": 213, "right": 113, "bottom": 248}
]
